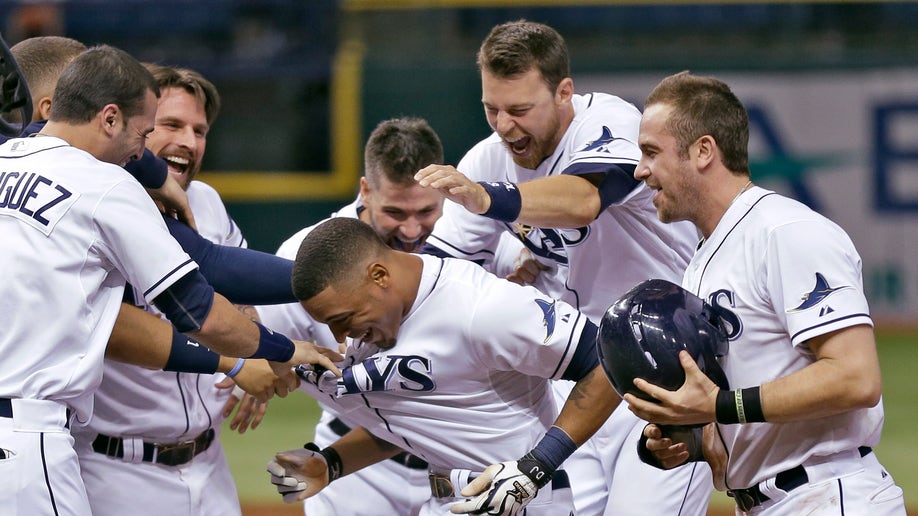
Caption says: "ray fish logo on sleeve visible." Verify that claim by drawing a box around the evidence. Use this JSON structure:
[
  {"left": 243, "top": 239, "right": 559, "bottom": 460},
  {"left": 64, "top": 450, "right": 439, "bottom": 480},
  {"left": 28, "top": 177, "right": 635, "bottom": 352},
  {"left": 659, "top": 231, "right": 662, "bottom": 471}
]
[
  {"left": 787, "top": 272, "right": 851, "bottom": 315},
  {"left": 579, "top": 126, "right": 629, "bottom": 154},
  {"left": 534, "top": 299, "right": 557, "bottom": 343}
]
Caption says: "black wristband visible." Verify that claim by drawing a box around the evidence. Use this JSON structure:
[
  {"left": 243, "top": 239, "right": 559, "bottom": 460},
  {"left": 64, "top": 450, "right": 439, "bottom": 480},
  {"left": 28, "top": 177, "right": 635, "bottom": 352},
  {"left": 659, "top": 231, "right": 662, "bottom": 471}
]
[
  {"left": 715, "top": 389, "right": 740, "bottom": 424},
  {"left": 715, "top": 387, "right": 766, "bottom": 424},
  {"left": 517, "top": 451, "right": 553, "bottom": 488},
  {"left": 304, "top": 442, "right": 343, "bottom": 482},
  {"left": 163, "top": 328, "right": 220, "bottom": 373},
  {"left": 740, "top": 386, "right": 766, "bottom": 423},
  {"left": 478, "top": 181, "right": 522, "bottom": 222}
]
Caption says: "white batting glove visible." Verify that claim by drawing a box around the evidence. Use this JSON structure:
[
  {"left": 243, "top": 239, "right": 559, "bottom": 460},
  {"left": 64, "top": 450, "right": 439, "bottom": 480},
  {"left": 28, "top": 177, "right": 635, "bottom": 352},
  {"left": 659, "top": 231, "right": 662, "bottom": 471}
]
[
  {"left": 450, "top": 453, "right": 551, "bottom": 515},
  {"left": 266, "top": 445, "right": 331, "bottom": 503}
]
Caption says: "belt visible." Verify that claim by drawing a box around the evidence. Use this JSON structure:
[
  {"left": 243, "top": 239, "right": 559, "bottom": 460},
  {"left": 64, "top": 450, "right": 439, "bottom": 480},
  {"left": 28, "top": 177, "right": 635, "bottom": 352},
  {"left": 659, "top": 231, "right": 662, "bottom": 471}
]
[
  {"left": 91, "top": 428, "right": 215, "bottom": 467},
  {"left": 727, "top": 446, "right": 873, "bottom": 512},
  {"left": 328, "top": 417, "right": 428, "bottom": 470},
  {"left": 429, "top": 469, "right": 571, "bottom": 499},
  {"left": 0, "top": 398, "right": 11, "bottom": 418}
]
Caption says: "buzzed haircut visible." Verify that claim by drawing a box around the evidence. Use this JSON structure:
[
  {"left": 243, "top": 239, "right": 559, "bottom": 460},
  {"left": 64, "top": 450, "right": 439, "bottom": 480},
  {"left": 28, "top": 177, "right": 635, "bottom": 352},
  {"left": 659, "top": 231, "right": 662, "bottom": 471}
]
[
  {"left": 477, "top": 20, "right": 570, "bottom": 94},
  {"left": 50, "top": 45, "right": 159, "bottom": 124},
  {"left": 363, "top": 117, "right": 443, "bottom": 189},
  {"left": 291, "top": 218, "right": 389, "bottom": 302},
  {"left": 645, "top": 71, "right": 750, "bottom": 174},
  {"left": 145, "top": 64, "right": 221, "bottom": 126},
  {"left": 10, "top": 36, "right": 86, "bottom": 102}
]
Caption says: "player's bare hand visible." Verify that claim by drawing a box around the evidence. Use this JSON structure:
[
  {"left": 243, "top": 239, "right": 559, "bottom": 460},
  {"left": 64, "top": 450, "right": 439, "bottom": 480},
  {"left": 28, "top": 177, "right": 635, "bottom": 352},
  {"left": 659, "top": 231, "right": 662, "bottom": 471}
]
[
  {"left": 267, "top": 448, "right": 329, "bottom": 503},
  {"left": 219, "top": 383, "right": 268, "bottom": 434},
  {"left": 415, "top": 165, "right": 491, "bottom": 215},
  {"left": 701, "top": 423, "right": 728, "bottom": 491},
  {"left": 272, "top": 340, "right": 343, "bottom": 379},
  {"left": 642, "top": 423, "right": 690, "bottom": 469},
  {"left": 625, "top": 351, "right": 719, "bottom": 426},
  {"left": 147, "top": 173, "right": 197, "bottom": 231},
  {"left": 505, "top": 248, "right": 548, "bottom": 285}
]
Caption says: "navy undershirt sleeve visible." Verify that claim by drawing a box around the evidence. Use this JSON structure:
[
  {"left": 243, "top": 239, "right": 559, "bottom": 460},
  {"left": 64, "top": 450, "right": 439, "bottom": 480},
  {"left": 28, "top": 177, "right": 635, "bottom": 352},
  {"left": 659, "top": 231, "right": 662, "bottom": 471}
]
[
  {"left": 164, "top": 216, "right": 295, "bottom": 305},
  {"left": 123, "top": 148, "right": 168, "bottom": 189},
  {"left": 151, "top": 270, "right": 214, "bottom": 333},
  {"left": 561, "top": 319, "right": 600, "bottom": 381},
  {"left": 563, "top": 162, "right": 639, "bottom": 215}
]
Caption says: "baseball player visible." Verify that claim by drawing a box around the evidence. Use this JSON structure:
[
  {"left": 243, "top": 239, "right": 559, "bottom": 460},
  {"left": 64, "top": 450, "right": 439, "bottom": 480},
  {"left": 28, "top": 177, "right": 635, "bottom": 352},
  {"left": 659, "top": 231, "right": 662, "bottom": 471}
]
[
  {"left": 3, "top": 35, "right": 197, "bottom": 229},
  {"left": 257, "top": 117, "right": 445, "bottom": 515},
  {"left": 72, "top": 64, "right": 262, "bottom": 516},
  {"left": 627, "top": 71, "right": 906, "bottom": 515},
  {"left": 414, "top": 21, "right": 709, "bottom": 515},
  {"left": 267, "top": 217, "right": 621, "bottom": 515},
  {"left": 0, "top": 45, "right": 335, "bottom": 516}
]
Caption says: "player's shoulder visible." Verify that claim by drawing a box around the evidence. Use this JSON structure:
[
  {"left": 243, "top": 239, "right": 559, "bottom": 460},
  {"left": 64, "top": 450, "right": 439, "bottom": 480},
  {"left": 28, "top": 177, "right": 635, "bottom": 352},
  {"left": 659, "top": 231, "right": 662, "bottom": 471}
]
[
  {"left": 574, "top": 92, "right": 642, "bottom": 120},
  {"left": 186, "top": 179, "right": 221, "bottom": 199}
]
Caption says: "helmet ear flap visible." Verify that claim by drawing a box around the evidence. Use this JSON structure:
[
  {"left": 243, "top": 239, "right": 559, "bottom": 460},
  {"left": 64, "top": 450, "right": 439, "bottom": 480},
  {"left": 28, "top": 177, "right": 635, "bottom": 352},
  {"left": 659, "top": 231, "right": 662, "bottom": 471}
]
[{"left": 597, "top": 279, "right": 731, "bottom": 403}]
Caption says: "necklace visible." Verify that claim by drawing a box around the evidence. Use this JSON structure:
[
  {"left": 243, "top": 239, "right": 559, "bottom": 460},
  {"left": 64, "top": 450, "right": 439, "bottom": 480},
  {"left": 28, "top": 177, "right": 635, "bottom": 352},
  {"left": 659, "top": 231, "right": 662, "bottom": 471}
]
[{"left": 730, "top": 180, "right": 753, "bottom": 206}]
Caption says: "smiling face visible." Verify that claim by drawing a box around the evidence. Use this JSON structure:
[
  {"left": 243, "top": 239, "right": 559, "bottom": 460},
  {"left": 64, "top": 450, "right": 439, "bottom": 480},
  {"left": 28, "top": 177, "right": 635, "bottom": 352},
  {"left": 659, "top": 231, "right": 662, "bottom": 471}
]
[
  {"left": 360, "top": 175, "right": 443, "bottom": 253},
  {"left": 301, "top": 266, "right": 404, "bottom": 350},
  {"left": 636, "top": 102, "right": 701, "bottom": 226},
  {"left": 145, "top": 86, "right": 209, "bottom": 190},
  {"left": 481, "top": 67, "right": 572, "bottom": 170},
  {"left": 107, "top": 89, "right": 158, "bottom": 167}
]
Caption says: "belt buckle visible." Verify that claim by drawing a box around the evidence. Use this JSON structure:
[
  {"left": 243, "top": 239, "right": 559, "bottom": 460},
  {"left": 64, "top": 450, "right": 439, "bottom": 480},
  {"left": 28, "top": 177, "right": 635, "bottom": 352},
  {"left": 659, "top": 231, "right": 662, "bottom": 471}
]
[
  {"left": 728, "top": 488, "right": 758, "bottom": 512},
  {"left": 429, "top": 473, "right": 455, "bottom": 498},
  {"left": 155, "top": 440, "right": 196, "bottom": 466}
]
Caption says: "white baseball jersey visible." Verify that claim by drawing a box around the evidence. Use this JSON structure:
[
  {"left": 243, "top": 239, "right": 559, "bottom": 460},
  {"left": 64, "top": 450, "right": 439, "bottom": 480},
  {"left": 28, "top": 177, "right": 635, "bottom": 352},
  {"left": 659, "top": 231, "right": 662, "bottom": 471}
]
[
  {"left": 258, "top": 197, "right": 433, "bottom": 516},
  {"left": 0, "top": 136, "right": 197, "bottom": 515},
  {"left": 424, "top": 93, "right": 711, "bottom": 516},
  {"left": 426, "top": 92, "right": 698, "bottom": 322},
  {"left": 683, "top": 186, "right": 885, "bottom": 489},
  {"left": 301, "top": 254, "right": 588, "bottom": 472},
  {"left": 73, "top": 179, "right": 246, "bottom": 516}
]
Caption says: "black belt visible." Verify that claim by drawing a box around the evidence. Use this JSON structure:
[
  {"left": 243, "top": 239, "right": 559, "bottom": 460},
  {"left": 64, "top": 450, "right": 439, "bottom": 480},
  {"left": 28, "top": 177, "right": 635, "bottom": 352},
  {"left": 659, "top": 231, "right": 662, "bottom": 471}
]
[
  {"left": 91, "top": 428, "right": 215, "bottom": 467},
  {"left": 328, "top": 417, "right": 428, "bottom": 470},
  {"left": 727, "top": 446, "right": 873, "bottom": 512},
  {"left": 429, "top": 469, "right": 571, "bottom": 499}
]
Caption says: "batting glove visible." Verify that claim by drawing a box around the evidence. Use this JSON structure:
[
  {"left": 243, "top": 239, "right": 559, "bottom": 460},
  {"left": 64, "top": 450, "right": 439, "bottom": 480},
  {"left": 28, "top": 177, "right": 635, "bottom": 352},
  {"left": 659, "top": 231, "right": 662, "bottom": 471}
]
[
  {"left": 267, "top": 443, "right": 341, "bottom": 503},
  {"left": 449, "top": 452, "right": 551, "bottom": 515}
]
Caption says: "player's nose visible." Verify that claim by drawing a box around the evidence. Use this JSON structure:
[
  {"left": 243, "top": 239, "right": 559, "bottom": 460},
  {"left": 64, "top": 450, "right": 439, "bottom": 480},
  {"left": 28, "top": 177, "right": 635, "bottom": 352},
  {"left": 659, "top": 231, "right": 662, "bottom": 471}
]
[
  {"left": 175, "top": 126, "right": 198, "bottom": 150},
  {"left": 495, "top": 111, "right": 516, "bottom": 134},
  {"left": 399, "top": 219, "right": 423, "bottom": 240}
]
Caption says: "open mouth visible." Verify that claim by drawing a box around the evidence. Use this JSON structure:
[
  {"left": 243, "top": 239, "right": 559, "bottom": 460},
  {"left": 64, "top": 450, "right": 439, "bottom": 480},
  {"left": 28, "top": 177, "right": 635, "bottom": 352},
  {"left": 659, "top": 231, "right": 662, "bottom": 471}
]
[
  {"left": 163, "top": 155, "right": 191, "bottom": 176},
  {"left": 504, "top": 135, "right": 531, "bottom": 156}
]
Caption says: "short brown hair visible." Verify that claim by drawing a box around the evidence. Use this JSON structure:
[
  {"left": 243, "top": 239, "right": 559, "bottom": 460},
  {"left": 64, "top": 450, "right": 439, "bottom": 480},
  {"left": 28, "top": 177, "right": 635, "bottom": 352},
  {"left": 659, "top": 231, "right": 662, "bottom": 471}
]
[
  {"left": 645, "top": 71, "right": 749, "bottom": 174},
  {"left": 477, "top": 20, "right": 569, "bottom": 94}
]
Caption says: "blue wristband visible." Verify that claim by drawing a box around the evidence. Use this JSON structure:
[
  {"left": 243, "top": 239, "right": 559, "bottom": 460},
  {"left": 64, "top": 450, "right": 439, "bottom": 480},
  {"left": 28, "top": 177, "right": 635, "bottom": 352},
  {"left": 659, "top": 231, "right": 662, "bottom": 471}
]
[
  {"left": 249, "top": 322, "right": 295, "bottom": 362},
  {"left": 226, "top": 358, "right": 246, "bottom": 378},
  {"left": 478, "top": 181, "right": 522, "bottom": 222},
  {"left": 164, "top": 328, "right": 220, "bottom": 374},
  {"left": 530, "top": 426, "right": 577, "bottom": 471}
]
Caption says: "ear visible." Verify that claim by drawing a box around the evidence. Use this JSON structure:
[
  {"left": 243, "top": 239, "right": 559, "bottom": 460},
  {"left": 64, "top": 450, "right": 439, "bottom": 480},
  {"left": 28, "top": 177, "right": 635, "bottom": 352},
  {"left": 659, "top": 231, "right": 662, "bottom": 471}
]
[
  {"left": 36, "top": 96, "right": 53, "bottom": 121},
  {"left": 555, "top": 77, "right": 574, "bottom": 105},
  {"left": 358, "top": 177, "right": 371, "bottom": 202},
  {"left": 367, "top": 262, "right": 389, "bottom": 289},
  {"left": 694, "top": 135, "right": 718, "bottom": 170},
  {"left": 100, "top": 104, "right": 120, "bottom": 135}
]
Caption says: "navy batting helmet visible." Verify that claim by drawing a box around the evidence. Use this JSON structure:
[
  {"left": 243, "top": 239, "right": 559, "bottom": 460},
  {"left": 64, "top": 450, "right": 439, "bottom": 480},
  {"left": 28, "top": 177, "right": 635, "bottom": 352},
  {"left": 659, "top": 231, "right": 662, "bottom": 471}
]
[{"left": 598, "top": 278, "right": 729, "bottom": 402}]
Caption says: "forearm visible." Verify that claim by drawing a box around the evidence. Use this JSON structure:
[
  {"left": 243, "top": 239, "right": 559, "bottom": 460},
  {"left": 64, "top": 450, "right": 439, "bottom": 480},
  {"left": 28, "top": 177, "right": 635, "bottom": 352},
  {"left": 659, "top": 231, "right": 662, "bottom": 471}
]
[
  {"left": 106, "top": 304, "right": 172, "bottom": 369},
  {"left": 190, "top": 293, "right": 262, "bottom": 358},
  {"left": 554, "top": 365, "right": 621, "bottom": 445},
  {"left": 330, "top": 426, "right": 402, "bottom": 476},
  {"left": 516, "top": 175, "right": 601, "bottom": 228}
]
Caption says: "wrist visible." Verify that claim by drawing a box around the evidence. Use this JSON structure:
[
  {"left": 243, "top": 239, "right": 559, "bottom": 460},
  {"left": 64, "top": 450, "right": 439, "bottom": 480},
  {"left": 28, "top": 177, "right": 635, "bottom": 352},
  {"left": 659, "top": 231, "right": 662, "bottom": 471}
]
[
  {"left": 304, "top": 442, "right": 343, "bottom": 482},
  {"left": 249, "top": 322, "right": 295, "bottom": 362},
  {"left": 226, "top": 358, "right": 246, "bottom": 378},
  {"left": 477, "top": 181, "right": 522, "bottom": 222},
  {"left": 715, "top": 387, "right": 765, "bottom": 424}
]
